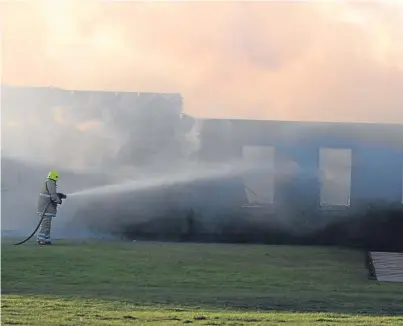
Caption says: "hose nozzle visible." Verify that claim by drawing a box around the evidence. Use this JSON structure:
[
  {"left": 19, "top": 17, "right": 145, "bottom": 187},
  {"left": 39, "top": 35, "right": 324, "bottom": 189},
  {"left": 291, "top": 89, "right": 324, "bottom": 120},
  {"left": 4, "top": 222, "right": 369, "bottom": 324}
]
[{"left": 57, "top": 193, "right": 67, "bottom": 200}]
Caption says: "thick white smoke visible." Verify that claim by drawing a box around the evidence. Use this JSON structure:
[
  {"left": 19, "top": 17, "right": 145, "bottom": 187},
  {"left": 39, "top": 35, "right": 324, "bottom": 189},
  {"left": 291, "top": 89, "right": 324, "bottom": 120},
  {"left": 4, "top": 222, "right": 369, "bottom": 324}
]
[{"left": 1, "top": 0, "right": 402, "bottom": 122}]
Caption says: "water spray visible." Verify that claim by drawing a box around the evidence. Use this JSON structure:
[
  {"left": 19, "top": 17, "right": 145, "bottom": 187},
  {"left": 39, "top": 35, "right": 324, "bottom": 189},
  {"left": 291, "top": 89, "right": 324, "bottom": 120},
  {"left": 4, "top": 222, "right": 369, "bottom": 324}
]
[{"left": 67, "top": 161, "right": 260, "bottom": 198}]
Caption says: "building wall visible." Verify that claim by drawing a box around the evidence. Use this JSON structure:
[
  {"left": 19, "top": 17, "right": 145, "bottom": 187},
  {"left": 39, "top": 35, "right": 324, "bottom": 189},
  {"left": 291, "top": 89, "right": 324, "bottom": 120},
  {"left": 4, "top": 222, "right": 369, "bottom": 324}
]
[
  {"left": 1, "top": 84, "right": 184, "bottom": 167},
  {"left": 3, "top": 84, "right": 403, "bottom": 208},
  {"left": 198, "top": 119, "right": 403, "bottom": 208}
]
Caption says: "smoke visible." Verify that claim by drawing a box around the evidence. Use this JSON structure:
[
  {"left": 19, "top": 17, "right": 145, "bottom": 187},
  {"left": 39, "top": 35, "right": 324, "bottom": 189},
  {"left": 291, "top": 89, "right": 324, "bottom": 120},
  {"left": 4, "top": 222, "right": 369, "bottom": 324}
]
[
  {"left": 1, "top": 1, "right": 402, "bottom": 241},
  {"left": 1, "top": 0, "right": 403, "bottom": 122}
]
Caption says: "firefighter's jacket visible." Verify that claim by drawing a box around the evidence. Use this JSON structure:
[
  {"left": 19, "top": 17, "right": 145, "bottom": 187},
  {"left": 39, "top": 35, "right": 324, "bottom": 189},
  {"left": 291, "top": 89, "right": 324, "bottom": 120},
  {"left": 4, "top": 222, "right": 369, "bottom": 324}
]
[{"left": 37, "top": 179, "right": 62, "bottom": 216}]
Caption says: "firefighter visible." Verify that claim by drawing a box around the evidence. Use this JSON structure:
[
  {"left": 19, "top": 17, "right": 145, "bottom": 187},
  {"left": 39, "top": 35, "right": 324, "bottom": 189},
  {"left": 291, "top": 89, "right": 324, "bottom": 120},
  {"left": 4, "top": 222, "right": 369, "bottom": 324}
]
[{"left": 36, "top": 170, "right": 64, "bottom": 245}]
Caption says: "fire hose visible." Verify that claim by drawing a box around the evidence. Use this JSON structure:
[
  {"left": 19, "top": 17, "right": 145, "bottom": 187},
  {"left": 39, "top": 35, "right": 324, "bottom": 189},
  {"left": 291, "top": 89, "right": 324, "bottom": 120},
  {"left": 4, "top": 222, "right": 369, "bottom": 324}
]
[{"left": 14, "top": 193, "right": 67, "bottom": 246}]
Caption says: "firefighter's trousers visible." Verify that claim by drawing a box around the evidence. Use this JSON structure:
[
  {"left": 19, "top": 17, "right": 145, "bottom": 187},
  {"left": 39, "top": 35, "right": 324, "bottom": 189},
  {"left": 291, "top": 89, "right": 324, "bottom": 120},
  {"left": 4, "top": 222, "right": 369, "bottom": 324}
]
[{"left": 36, "top": 213, "right": 55, "bottom": 243}]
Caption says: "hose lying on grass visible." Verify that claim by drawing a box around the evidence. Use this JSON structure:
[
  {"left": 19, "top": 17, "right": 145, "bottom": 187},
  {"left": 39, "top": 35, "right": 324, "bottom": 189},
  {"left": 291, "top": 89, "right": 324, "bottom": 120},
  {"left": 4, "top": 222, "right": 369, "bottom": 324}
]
[{"left": 14, "top": 201, "right": 51, "bottom": 246}]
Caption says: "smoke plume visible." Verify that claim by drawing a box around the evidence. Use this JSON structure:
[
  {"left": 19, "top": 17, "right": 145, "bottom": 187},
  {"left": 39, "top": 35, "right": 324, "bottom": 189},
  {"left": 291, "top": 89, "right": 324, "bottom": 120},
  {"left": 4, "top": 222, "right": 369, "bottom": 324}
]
[
  {"left": 1, "top": 0, "right": 403, "bottom": 123},
  {"left": 1, "top": 1, "right": 402, "bottom": 240}
]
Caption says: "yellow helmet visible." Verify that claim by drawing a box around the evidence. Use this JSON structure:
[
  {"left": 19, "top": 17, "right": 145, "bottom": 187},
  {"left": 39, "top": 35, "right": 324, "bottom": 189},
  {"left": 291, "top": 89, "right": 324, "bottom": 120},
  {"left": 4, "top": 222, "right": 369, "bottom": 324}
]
[{"left": 47, "top": 170, "right": 59, "bottom": 181}]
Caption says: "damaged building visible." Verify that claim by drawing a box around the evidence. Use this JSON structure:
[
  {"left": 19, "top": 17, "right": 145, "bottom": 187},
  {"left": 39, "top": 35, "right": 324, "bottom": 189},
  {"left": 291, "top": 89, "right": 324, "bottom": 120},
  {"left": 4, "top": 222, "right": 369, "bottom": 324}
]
[{"left": 2, "top": 85, "right": 403, "bottom": 248}]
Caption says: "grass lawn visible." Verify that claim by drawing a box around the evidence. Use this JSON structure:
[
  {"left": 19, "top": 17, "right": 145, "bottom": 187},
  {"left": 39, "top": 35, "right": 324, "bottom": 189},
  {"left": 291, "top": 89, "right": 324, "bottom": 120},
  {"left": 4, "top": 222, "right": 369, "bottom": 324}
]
[{"left": 2, "top": 239, "right": 403, "bottom": 325}]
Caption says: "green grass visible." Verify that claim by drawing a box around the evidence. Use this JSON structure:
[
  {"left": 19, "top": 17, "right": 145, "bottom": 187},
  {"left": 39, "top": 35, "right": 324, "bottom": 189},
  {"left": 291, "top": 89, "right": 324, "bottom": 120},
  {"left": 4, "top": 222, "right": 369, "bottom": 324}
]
[{"left": 2, "top": 239, "right": 403, "bottom": 325}]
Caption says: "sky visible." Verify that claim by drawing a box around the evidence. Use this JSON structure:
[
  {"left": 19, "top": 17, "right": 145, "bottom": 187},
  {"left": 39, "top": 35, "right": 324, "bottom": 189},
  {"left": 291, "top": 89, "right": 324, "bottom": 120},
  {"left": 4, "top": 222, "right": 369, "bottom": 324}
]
[{"left": 1, "top": 0, "right": 403, "bottom": 123}]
